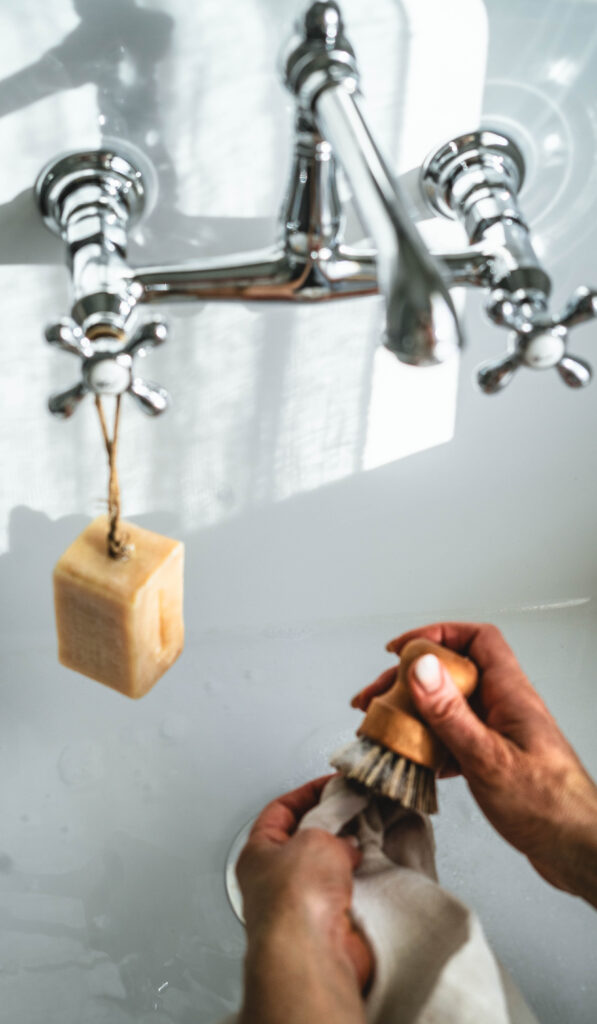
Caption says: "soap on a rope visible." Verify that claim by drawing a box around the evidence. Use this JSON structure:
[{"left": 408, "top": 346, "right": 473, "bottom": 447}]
[{"left": 53, "top": 515, "right": 184, "bottom": 698}]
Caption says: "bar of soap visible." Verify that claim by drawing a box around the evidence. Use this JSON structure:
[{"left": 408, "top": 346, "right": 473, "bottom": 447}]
[{"left": 53, "top": 516, "right": 184, "bottom": 698}]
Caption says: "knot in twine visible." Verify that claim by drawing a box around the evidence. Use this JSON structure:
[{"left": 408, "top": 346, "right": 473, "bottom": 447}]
[{"left": 94, "top": 395, "right": 133, "bottom": 560}]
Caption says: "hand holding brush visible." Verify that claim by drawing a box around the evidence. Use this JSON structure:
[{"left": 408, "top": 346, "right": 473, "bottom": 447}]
[
  {"left": 342, "top": 621, "right": 597, "bottom": 906},
  {"left": 331, "top": 638, "right": 478, "bottom": 814}
]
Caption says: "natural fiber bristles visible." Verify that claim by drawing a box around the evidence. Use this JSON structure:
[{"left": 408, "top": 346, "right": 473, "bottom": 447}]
[{"left": 330, "top": 736, "right": 438, "bottom": 814}]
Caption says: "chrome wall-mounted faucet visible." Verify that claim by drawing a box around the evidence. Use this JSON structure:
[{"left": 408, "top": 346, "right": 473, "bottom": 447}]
[
  {"left": 35, "top": 0, "right": 597, "bottom": 418},
  {"left": 421, "top": 131, "right": 596, "bottom": 392}
]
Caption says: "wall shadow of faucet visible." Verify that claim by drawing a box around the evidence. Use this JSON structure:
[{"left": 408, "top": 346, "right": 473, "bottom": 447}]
[{"left": 0, "top": 0, "right": 279, "bottom": 267}]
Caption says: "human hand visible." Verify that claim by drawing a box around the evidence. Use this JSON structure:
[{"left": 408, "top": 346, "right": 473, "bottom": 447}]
[
  {"left": 236, "top": 776, "right": 371, "bottom": 1024},
  {"left": 353, "top": 623, "right": 597, "bottom": 906}
]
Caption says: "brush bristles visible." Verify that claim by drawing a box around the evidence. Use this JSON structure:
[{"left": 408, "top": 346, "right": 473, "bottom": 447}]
[{"left": 331, "top": 736, "right": 438, "bottom": 814}]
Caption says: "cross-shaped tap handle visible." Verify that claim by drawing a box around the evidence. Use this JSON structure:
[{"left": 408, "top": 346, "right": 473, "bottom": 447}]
[
  {"left": 476, "top": 287, "right": 596, "bottom": 394},
  {"left": 46, "top": 317, "right": 170, "bottom": 418}
]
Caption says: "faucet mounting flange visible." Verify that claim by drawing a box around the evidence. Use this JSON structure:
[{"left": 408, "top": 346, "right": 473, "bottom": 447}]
[
  {"left": 421, "top": 129, "right": 525, "bottom": 226},
  {"left": 35, "top": 148, "right": 147, "bottom": 240}
]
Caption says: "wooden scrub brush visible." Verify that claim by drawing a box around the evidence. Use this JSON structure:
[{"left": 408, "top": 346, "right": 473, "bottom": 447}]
[{"left": 330, "top": 639, "right": 478, "bottom": 814}]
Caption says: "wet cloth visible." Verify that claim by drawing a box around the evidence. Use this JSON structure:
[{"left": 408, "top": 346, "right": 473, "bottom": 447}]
[{"left": 221, "top": 775, "right": 539, "bottom": 1024}]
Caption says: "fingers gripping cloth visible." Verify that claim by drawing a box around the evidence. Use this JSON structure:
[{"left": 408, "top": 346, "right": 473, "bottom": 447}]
[
  {"left": 298, "top": 778, "right": 540, "bottom": 1024},
  {"left": 217, "top": 778, "right": 539, "bottom": 1024}
]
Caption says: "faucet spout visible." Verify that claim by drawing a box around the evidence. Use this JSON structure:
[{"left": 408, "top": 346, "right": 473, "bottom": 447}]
[
  {"left": 315, "top": 86, "right": 462, "bottom": 365},
  {"left": 283, "top": 1, "right": 463, "bottom": 366}
]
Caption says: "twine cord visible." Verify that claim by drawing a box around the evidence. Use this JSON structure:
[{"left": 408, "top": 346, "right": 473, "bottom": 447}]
[{"left": 94, "top": 395, "right": 130, "bottom": 560}]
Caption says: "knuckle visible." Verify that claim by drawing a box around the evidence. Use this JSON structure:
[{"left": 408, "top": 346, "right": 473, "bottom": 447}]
[
  {"left": 294, "top": 829, "right": 350, "bottom": 875},
  {"left": 295, "top": 827, "right": 331, "bottom": 855},
  {"left": 430, "top": 689, "right": 465, "bottom": 725},
  {"left": 479, "top": 622, "right": 504, "bottom": 644}
]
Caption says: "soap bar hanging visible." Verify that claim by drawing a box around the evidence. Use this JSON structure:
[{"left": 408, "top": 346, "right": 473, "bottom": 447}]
[
  {"left": 53, "top": 395, "right": 184, "bottom": 699},
  {"left": 53, "top": 514, "right": 184, "bottom": 699}
]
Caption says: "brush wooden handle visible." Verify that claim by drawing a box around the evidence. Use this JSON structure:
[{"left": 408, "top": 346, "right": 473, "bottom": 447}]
[{"left": 357, "top": 639, "right": 478, "bottom": 771}]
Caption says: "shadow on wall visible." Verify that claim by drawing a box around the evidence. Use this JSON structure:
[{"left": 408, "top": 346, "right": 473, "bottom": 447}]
[
  {"left": 0, "top": 0, "right": 413, "bottom": 264},
  {"left": 0, "top": 0, "right": 279, "bottom": 265}
]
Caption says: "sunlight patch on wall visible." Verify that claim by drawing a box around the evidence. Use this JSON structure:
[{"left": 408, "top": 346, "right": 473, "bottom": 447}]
[{"left": 363, "top": 348, "right": 458, "bottom": 470}]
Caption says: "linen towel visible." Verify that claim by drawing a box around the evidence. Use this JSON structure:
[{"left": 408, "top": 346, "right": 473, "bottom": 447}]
[
  {"left": 300, "top": 776, "right": 539, "bottom": 1024},
  {"left": 221, "top": 776, "right": 539, "bottom": 1023}
]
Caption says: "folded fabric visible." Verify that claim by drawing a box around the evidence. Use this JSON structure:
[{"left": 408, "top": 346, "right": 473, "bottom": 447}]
[{"left": 299, "top": 776, "right": 539, "bottom": 1024}]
